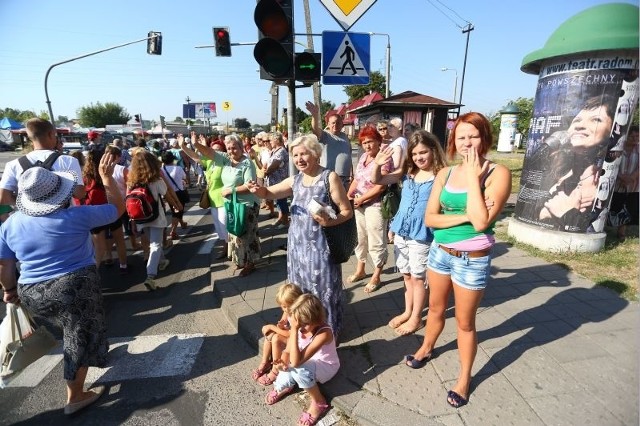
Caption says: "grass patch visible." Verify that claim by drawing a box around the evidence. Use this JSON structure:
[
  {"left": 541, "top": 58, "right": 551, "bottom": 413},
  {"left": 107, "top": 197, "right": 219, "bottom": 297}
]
[{"left": 495, "top": 217, "right": 639, "bottom": 301}]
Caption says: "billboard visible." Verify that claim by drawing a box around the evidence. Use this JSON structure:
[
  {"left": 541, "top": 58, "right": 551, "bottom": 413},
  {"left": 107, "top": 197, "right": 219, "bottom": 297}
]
[
  {"left": 182, "top": 102, "right": 217, "bottom": 119},
  {"left": 514, "top": 53, "right": 638, "bottom": 233}
]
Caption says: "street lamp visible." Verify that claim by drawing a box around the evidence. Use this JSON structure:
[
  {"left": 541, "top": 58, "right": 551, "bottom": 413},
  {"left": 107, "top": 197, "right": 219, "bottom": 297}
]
[
  {"left": 369, "top": 32, "right": 390, "bottom": 98},
  {"left": 441, "top": 67, "right": 458, "bottom": 104}
]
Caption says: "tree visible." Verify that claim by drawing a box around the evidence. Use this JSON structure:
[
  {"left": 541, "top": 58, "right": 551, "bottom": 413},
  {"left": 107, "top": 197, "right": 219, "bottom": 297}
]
[
  {"left": 0, "top": 107, "right": 37, "bottom": 123},
  {"left": 343, "top": 70, "right": 387, "bottom": 103},
  {"left": 295, "top": 107, "right": 308, "bottom": 124},
  {"left": 57, "top": 115, "right": 70, "bottom": 124},
  {"left": 174, "top": 116, "right": 184, "bottom": 123},
  {"left": 234, "top": 118, "right": 251, "bottom": 129},
  {"left": 76, "top": 102, "right": 130, "bottom": 128},
  {"left": 489, "top": 97, "right": 534, "bottom": 147}
]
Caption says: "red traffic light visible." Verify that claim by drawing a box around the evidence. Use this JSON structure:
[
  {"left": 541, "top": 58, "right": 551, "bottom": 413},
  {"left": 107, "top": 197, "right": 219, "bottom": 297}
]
[
  {"left": 213, "top": 27, "right": 231, "bottom": 57},
  {"left": 254, "top": 0, "right": 291, "bottom": 40},
  {"left": 254, "top": 0, "right": 294, "bottom": 81}
]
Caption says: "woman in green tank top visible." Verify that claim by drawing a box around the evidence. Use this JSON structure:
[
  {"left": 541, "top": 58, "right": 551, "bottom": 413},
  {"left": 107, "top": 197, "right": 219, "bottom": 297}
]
[{"left": 405, "top": 113, "right": 512, "bottom": 409}]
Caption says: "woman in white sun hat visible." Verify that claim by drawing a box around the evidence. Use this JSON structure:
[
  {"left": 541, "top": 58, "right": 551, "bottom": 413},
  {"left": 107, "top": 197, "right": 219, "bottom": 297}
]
[{"left": 0, "top": 153, "right": 124, "bottom": 415}]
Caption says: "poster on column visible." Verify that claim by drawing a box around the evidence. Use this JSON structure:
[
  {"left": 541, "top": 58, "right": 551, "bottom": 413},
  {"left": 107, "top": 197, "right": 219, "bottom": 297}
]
[{"left": 514, "top": 53, "right": 639, "bottom": 233}]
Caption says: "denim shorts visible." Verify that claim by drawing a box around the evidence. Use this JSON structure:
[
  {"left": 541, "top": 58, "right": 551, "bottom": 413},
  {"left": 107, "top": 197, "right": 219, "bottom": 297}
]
[
  {"left": 427, "top": 243, "right": 492, "bottom": 290},
  {"left": 393, "top": 234, "right": 430, "bottom": 279}
]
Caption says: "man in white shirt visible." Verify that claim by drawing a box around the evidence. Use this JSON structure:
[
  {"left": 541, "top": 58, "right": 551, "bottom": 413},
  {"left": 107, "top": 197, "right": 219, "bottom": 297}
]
[
  {"left": 305, "top": 101, "right": 353, "bottom": 189},
  {"left": 0, "top": 118, "right": 85, "bottom": 205}
]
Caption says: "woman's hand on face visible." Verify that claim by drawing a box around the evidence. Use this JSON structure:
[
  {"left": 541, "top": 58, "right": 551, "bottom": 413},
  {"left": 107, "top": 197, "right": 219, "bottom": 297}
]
[
  {"left": 463, "top": 147, "right": 489, "bottom": 181},
  {"left": 198, "top": 134, "right": 207, "bottom": 146},
  {"left": 374, "top": 146, "right": 393, "bottom": 166}
]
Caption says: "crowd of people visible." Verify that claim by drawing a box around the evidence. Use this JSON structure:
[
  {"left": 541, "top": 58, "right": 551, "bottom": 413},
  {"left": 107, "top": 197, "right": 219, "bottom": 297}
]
[{"left": 11, "top": 105, "right": 640, "bottom": 421}]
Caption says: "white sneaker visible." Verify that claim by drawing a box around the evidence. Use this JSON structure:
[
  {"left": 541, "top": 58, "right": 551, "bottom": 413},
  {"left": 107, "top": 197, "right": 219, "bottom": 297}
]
[
  {"left": 158, "top": 259, "right": 170, "bottom": 271},
  {"left": 144, "top": 277, "right": 157, "bottom": 291}
]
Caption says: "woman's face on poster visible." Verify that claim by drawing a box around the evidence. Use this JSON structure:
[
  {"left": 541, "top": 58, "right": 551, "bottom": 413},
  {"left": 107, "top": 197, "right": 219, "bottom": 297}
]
[{"left": 567, "top": 105, "right": 613, "bottom": 148}]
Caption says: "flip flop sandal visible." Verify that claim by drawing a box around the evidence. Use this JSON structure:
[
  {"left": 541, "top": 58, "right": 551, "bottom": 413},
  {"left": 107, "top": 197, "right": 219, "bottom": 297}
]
[
  {"left": 251, "top": 362, "right": 272, "bottom": 381},
  {"left": 447, "top": 390, "right": 468, "bottom": 408},
  {"left": 404, "top": 352, "right": 433, "bottom": 369},
  {"left": 346, "top": 274, "right": 366, "bottom": 284},
  {"left": 297, "top": 402, "right": 330, "bottom": 426},
  {"left": 363, "top": 280, "right": 381, "bottom": 293},
  {"left": 265, "top": 386, "right": 295, "bottom": 405},
  {"left": 257, "top": 370, "right": 277, "bottom": 386}
]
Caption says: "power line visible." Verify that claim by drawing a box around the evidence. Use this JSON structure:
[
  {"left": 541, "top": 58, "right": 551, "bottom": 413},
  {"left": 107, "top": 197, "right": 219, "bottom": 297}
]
[
  {"left": 433, "top": 0, "right": 471, "bottom": 25},
  {"left": 424, "top": 0, "right": 469, "bottom": 29}
]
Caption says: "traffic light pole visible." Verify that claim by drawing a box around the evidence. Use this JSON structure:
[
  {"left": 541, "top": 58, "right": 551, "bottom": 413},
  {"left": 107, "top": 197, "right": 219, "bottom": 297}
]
[
  {"left": 287, "top": 80, "right": 297, "bottom": 177},
  {"left": 44, "top": 34, "right": 157, "bottom": 127}
]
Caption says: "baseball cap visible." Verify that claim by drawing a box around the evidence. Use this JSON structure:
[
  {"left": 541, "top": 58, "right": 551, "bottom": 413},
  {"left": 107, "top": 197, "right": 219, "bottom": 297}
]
[{"left": 87, "top": 130, "right": 100, "bottom": 140}]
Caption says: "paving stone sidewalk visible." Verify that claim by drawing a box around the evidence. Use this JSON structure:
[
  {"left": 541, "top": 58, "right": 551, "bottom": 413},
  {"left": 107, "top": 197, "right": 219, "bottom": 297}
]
[{"left": 211, "top": 215, "right": 638, "bottom": 426}]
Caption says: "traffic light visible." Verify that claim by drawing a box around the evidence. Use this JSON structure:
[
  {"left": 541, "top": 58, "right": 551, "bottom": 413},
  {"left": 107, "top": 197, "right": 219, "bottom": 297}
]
[
  {"left": 213, "top": 27, "right": 231, "bottom": 57},
  {"left": 294, "top": 52, "right": 321, "bottom": 83},
  {"left": 147, "top": 31, "right": 162, "bottom": 55},
  {"left": 253, "top": 0, "right": 294, "bottom": 82},
  {"left": 134, "top": 114, "right": 141, "bottom": 123}
]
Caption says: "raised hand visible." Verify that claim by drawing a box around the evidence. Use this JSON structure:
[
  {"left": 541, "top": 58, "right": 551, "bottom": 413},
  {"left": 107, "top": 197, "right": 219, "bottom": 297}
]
[
  {"left": 305, "top": 101, "right": 318, "bottom": 115},
  {"left": 463, "top": 147, "right": 489, "bottom": 181},
  {"left": 374, "top": 146, "right": 394, "bottom": 166},
  {"left": 98, "top": 153, "right": 117, "bottom": 180}
]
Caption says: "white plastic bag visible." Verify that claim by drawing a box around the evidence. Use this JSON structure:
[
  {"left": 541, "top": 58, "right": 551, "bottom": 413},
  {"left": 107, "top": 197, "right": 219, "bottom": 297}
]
[{"left": 0, "top": 304, "right": 34, "bottom": 373}]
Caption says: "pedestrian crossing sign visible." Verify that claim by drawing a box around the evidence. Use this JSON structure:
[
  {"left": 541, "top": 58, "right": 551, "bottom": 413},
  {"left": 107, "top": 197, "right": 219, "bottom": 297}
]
[{"left": 322, "top": 31, "right": 370, "bottom": 85}]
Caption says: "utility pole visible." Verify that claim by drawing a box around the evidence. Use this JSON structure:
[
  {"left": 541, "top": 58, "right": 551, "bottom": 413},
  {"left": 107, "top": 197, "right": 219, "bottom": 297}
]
[{"left": 458, "top": 23, "right": 474, "bottom": 116}]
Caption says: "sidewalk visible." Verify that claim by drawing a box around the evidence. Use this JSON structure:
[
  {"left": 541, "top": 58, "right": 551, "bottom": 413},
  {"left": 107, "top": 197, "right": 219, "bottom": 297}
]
[{"left": 210, "top": 212, "right": 638, "bottom": 426}]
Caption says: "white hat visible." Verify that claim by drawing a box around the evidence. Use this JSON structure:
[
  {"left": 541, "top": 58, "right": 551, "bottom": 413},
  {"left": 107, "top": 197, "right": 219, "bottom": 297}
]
[{"left": 16, "top": 167, "right": 77, "bottom": 217}]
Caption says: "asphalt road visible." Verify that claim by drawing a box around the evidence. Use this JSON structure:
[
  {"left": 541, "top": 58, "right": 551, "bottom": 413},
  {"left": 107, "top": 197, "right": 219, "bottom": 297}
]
[{"left": 0, "top": 203, "right": 319, "bottom": 425}]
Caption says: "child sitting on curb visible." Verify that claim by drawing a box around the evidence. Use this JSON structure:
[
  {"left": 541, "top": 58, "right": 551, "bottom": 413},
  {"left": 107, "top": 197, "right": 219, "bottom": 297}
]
[
  {"left": 252, "top": 283, "right": 303, "bottom": 385},
  {"left": 265, "top": 293, "right": 340, "bottom": 426}
]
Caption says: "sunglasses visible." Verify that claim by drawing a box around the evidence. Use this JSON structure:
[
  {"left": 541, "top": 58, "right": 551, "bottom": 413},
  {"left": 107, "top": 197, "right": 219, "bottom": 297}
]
[{"left": 377, "top": 127, "right": 387, "bottom": 131}]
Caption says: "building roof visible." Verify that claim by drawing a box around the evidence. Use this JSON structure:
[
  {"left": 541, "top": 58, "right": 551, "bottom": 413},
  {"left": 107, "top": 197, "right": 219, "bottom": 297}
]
[{"left": 350, "top": 91, "right": 458, "bottom": 113}]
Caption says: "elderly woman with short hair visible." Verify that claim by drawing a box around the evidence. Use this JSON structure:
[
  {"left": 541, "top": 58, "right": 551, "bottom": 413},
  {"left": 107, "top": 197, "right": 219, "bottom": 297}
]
[
  {"left": 181, "top": 132, "right": 260, "bottom": 276},
  {"left": 248, "top": 134, "right": 353, "bottom": 335}
]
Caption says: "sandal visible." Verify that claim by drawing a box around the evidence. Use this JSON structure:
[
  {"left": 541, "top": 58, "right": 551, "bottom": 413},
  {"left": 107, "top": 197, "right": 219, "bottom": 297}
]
[
  {"left": 257, "top": 370, "right": 277, "bottom": 386},
  {"left": 239, "top": 263, "right": 255, "bottom": 277},
  {"left": 170, "top": 232, "right": 179, "bottom": 240},
  {"left": 251, "top": 362, "right": 272, "bottom": 381},
  {"left": 265, "top": 385, "right": 295, "bottom": 405},
  {"left": 363, "top": 280, "right": 381, "bottom": 293},
  {"left": 447, "top": 390, "right": 468, "bottom": 408},
  {"left": 346, "top": 273, "right": 366, "bottom": 284},
  {"left": 298, "top": 402, "right": 330, "bottom": 426}
]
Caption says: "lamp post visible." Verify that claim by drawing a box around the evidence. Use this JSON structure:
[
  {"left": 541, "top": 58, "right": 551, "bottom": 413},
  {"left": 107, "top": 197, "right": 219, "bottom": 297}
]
[
  {"left": 369, "top": 32, "right": 391, "bottom": 98},
  {"left": 440, "top": 67, "right": 458, "bottom": 105},
  {"left": 185, "top": 96, "right": 191, "bottom": 132}
]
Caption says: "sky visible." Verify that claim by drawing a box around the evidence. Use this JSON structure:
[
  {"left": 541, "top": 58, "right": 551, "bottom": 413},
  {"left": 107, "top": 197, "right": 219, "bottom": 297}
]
[{"left": 1, "top": 0, "right": 638, "bottom": 127}]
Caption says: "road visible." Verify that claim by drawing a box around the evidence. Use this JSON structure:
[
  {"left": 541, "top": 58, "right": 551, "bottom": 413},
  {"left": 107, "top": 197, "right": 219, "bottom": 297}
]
[{"left": 0, "top": 196, "right": 334, "bottom": 425}]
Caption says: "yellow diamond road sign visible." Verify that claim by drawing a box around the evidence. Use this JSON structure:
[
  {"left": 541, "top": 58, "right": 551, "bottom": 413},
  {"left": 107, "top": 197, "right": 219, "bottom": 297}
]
[{"left": 319, "top": 0, "right": 377, "bottom": 31}]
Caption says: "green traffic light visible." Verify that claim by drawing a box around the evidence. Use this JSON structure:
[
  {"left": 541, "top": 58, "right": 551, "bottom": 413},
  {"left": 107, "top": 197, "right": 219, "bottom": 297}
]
[{"left": 298, "top": 63, "right": 316, "bottom": 70}]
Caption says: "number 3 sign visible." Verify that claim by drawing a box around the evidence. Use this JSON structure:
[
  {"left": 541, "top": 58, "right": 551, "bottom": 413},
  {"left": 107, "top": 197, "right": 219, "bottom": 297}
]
[{"left": 222, "top": 101, "right": 232, "bottom": 111}]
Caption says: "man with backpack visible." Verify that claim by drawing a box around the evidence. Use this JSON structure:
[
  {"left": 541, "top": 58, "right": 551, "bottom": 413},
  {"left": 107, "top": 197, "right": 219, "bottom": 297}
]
[{"left": 0, "top": 118, "right": 85, "bottom": 206}]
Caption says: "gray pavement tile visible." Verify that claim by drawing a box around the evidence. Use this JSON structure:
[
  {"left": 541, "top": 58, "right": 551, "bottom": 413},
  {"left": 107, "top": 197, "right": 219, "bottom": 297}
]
[
  {"left": 476, "top": 307, "right": 509, "bottom": 327},
  {"left": 476, "top": 320, "right": 533, "bottom": 350},
  {"left": 580, "top": 328, "right": 638, "bottom": 355},
  {"left": 562, "top": 355, "right": 639, "bottom": 426},
  {"left": 518, "top": 319, "right": 579, "bottom": 343},
  {"left": 528, "top": 393, "right": 627, "bottom": 426},
  {"left": 377, "top": 363, "right": 452, "bottom": 418},
  {"left": 350, "top": 391, "right": 446, "bottom": 426},
  {"left": 540, "top": 334, "right": 610, "bottom": 363},
  {"left": 562, "top": 314, "right": 632, "bottom": 334},
  {"left": 484, "top": 345, "right": 583, "bottom": 398},
  {"left": 335, "top": 345, "right": 374, "bottom": 389},
  {"left": 452, "top": 374, "right": 545, "bottom": 426}
]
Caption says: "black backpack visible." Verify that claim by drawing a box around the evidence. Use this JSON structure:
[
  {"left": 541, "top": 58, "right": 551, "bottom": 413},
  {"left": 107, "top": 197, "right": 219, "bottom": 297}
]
[{"left": 18, "top": 152, "right": 62, "bottom": 173}]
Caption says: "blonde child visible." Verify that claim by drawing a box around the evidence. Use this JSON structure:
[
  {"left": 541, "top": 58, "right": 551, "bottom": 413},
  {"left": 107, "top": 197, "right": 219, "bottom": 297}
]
[
  {"left": 265, "top": 293, "right": 340, "bottom": 426},
  {"left": 252, "top": 283, "right": 302, "bottom": 385}
]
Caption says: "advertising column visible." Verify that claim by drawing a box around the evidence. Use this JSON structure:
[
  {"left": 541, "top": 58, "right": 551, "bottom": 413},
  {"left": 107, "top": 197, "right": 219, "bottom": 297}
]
[{"left": 509, "top": 3, "right": 638, "bottom": 252}]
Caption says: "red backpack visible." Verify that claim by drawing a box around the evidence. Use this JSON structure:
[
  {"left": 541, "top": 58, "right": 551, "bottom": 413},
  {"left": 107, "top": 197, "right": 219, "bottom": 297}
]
[{"left": 125, "top": 184, "right": 159, "bottom": 223}]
